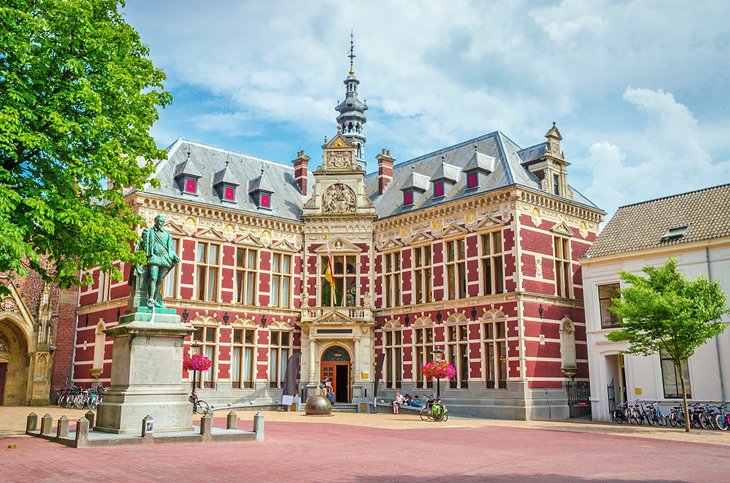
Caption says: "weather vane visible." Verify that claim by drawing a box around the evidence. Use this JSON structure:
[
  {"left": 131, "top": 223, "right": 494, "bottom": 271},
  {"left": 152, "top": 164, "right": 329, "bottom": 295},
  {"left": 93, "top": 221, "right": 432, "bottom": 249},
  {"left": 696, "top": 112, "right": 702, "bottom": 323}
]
[{"left": 348, "top": 29, "right": 356, "bottom": 75}]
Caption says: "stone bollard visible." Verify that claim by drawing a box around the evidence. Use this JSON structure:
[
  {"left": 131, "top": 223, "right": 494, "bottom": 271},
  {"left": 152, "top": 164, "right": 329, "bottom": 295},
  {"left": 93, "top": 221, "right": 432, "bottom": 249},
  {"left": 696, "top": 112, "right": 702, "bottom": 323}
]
[
  {"left": 26, "top": 413, "right": 38, "bottom": 434},
  {"left": 75, "top": 417, "right": 89, "bottom": 448},
  {"left": 85, "top": 410, "right": 95, "bottom": 430},
  {"left": 57, "top": 416, "right": 69, "bottom": 438},
  {"left": 226, "top": 411, "right": 238, "bottom": 430},
  {"left": 200, "top": 413, "right": 213, "bottom": 439},
  {"left": 142, "top": 415, "right": 154, "bottom": 442},
  {"left": 40, "top": 414, "right": 53, "bottom": 435},
  {"left": 253, "top": 412, "right": 264, "bottom": 441}
]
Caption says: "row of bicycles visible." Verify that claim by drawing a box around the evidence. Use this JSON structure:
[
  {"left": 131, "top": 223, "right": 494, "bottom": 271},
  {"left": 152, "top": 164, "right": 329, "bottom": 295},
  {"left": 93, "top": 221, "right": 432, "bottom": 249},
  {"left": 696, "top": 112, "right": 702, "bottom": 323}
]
[
  {"left": 53, "top": 385, "right": 107, "bottom": 411},
  {"left": 611, "top": 399, "right": 730, "bottom": 430}
]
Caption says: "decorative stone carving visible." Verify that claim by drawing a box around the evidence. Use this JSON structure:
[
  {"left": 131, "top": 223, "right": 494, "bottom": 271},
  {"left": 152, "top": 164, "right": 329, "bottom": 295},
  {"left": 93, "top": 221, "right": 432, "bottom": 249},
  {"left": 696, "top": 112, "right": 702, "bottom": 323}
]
[
  {"left": 535, "top": 256, "right": 543, "bottom": 279},
  {"left": 322, "top": 184, "right": 356, "bottom": 213},
  {"left": 1, "top": 298, "right": 15, "bottom": 312},
  {"left": 326, "top": 151, "right": 353, "bottom": 170},
  {"left": 531, "top": 207, "right": 542, "bottom": 227},
  {"left": 0, "top": 334, "right": 10, "bottom": 352}
]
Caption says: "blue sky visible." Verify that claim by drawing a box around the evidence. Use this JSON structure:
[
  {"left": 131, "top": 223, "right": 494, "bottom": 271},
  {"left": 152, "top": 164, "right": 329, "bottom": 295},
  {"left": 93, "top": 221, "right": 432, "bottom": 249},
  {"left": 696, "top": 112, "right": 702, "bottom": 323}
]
[{"left": 123, "top": 0, "right": 730, "bottom": 218}]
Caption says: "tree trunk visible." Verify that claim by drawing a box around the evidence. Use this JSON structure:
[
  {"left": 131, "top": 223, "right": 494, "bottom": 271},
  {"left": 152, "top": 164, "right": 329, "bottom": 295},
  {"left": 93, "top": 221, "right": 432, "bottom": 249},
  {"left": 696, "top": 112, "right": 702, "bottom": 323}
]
[{"left": 678, "top": 360, "right": 690, "bottom": 433}]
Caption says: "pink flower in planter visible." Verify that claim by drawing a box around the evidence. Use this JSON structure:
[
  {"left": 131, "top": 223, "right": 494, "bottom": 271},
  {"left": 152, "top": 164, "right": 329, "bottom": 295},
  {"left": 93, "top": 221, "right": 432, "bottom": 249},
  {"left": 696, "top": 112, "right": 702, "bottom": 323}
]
[
  {"left": 421, "top": 360, "right": 456, "bottom": 379},
  {"left": 183, "top": 353, "right": 213, "bottom": 372}
]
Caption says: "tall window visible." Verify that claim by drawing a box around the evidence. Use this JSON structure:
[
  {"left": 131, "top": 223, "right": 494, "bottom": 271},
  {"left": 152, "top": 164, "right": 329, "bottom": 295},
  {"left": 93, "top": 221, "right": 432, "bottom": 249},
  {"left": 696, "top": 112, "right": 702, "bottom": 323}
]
[
  {"left": 161, "top": 238, "right": 180, "bottom": 299},
  {"left": 195, "top": 242, "right": 220, "bottom": 302},
  {"left": 598, "top": 283, "right": 620, "bottom": 328},
  {"left": 413, "top": 245, "right": 432, "bottom": 304},
  {"left": 384, "top": 251, "right": 401, "bottom": 308},
  {"left": 553, "top": 174, "right": 560, "bottom": 196},
  {"left": 661, "top": 350, "right": 691, "bottom": 399},
  {"left": 480, "top": 231, "right": 504, "bottom": 295},
  {"left": 554, "top": 236, "right": 571, "bottom": 298},
  {"left": 231, "top": 326, "right": 256, "bottom": 389},
  {"left": 269, "top": 329, "right": 292, "bottom": 388},
  {"left": 483, "top": 319, "right": 507, "bottom": 389},
  {"left": 320, "top": 255, "right": 357, "bottom": 306},
  {"left": 445, "top": 238, "right": 467, "bottom": 300},
  {"left": 414, "top": 324, "right": 434, "bottom": 389},
  {"left": 271, "top": 253, "right": 292, "bottom": 308},
  {"left": 446, "top": 321, "right": 470, "bottom": 389},
  {"left": 236, "top": 247, "right": 258, "bottom": 305},
  {"left": 384, "top": 324, "right": 402, "bottom": 389},
  {"left": 192, "top": 324, "right": 217, "bottom": 389}
]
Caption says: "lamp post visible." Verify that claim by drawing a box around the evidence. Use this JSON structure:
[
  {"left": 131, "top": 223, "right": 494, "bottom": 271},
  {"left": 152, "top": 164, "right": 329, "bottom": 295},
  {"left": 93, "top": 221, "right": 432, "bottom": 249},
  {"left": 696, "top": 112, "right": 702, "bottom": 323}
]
[
  {"left": 432, "top": 348, "right": 445, "bottom": 400},
  {"left": 190, "top": 340, "right": 203, "bottom": 393}
]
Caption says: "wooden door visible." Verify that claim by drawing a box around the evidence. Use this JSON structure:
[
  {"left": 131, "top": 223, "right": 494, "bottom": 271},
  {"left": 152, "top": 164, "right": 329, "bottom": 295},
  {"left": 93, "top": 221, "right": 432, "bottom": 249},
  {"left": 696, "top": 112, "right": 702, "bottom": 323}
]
[
  {"left": 0, "top": 363, "right": 7, "bottom": 405},
  {"left": 321, "top": 362, "right": 335, "bottom": 394}
]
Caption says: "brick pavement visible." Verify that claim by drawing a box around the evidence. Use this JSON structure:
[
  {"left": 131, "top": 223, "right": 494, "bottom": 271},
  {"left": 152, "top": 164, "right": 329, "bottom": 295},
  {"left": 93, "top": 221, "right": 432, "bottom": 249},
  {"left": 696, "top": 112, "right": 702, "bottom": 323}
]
[{"left": 1, "top": 406, "right": 729, "bottom": 482}]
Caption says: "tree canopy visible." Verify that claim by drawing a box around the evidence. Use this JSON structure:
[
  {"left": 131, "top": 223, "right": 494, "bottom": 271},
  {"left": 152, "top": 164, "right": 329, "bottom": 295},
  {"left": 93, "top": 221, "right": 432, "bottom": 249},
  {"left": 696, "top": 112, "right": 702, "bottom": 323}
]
[
  {"left": 0, "top": 0, "right": 170, "bottom": 287},
  {"left": 606, "top": 258, "right": 729, "bottom": 431}
]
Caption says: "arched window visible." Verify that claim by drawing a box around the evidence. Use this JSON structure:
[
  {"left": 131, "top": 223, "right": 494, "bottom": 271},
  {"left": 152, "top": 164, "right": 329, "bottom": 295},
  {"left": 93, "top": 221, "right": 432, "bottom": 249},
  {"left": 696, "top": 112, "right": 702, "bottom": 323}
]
[
  {"left": 413, "top": 317, "right": 434, "bottom": 389},
  {"left": 482, "top": 310, "right": 508, "bottom": 389},
  {"left": 446, "top": 314, "right": 469, "bottom": 389},
  {"left": 383, "top": 320, "right": 402, "bottom": 389}
]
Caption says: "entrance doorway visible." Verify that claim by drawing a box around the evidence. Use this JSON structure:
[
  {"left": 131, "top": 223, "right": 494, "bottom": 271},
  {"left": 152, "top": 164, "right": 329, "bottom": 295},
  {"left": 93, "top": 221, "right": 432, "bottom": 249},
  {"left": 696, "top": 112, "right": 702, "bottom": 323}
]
[
  {"left": 605, "top": 354, "right": 627, "bottom": 411},
  {"left": 320, "top": 345, "right": 351, "bottom": 403}
]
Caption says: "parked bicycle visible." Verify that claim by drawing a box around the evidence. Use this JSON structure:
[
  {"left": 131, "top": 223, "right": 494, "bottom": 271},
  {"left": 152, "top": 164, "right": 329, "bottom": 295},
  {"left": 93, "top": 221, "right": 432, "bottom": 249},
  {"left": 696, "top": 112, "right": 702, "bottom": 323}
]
[
  {"left": 610, "top": 402, "right": 629, "bottom": 424},
  {"left": 419, "top": 394, "right": 448, "bottom": 422},
  {"left": 643, "top": 401, "right": 667, "bottom": 427},
  {"left": 189, "top": 389, "right": 210, "bottom": 414}
]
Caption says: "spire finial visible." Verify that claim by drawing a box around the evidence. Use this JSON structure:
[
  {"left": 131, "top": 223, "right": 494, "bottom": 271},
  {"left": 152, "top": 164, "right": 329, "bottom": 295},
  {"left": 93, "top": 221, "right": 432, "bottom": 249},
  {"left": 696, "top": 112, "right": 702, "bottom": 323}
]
[{"left": 348, "top": 29, "right": 356, "bottom": 75}]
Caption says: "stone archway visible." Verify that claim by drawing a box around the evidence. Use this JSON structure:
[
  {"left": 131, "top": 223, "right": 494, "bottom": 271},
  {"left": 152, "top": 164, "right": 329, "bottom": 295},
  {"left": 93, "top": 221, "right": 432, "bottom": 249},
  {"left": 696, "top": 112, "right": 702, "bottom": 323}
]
[{"left": 0, "top": 315, "right": 31, "bottom": 405}]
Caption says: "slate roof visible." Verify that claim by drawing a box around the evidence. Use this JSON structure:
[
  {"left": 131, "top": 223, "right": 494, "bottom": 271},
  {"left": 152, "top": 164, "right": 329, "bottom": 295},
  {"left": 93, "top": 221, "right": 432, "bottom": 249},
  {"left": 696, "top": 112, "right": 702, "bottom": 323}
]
[
  {"left": 142, "top": 139, "right": 314, "bottom": 222},
  {"left": 585, "top": 184, "right": 730, "bottom": 259},
  {"left": 365, "top": 131, "right": 600, "bottom": 218}
]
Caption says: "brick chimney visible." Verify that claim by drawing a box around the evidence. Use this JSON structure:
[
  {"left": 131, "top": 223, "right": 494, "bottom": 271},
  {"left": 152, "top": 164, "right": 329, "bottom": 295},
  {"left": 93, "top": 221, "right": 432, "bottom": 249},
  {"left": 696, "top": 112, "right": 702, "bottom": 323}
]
[
  {"left": 292, "top": 150, "right": 310, "bottom": 196},
  {"left": 376, "top": 149, "right": 395, "bottom": 195}
]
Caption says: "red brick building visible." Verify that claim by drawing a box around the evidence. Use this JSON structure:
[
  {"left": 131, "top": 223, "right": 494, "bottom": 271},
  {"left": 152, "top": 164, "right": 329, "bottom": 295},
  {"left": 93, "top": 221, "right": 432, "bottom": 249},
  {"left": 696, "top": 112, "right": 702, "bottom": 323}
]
[{"left": 65, "top": 56, "right": 604, "bottom": 419}]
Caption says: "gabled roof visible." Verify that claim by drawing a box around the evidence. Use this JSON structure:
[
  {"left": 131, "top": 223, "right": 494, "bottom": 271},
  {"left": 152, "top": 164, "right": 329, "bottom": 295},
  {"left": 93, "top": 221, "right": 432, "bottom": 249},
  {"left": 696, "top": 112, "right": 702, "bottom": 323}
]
[
  {"left": 213, "top": 163, "right": 238, "bottom": 186},
  {"left": 366, "top": 130, "right": 600, "bottom": 218},
  {"left": 463, "top": 149, "right": 496, "bottom": 173},
  {"left": 141, "top": 139, "right": 314, "bottom": 222},
  {"left": 586, "top": 184, "right": 730, "bottom": 259},
  {"left": 249, "top": 169, "right": 276, "bottom": 193},
  {"left": 173, "top": 155, "right": 203, "bottom": 178},
  {"left": 431, "top": 158, "right": 460, "bottom": 183},
  {"left": 401, "top": 168, "right": 431, "bottom": 192}
]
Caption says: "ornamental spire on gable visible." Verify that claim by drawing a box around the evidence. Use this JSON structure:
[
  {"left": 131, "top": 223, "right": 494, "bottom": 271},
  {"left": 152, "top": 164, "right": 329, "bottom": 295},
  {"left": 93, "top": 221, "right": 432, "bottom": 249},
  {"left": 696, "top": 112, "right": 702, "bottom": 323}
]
[{"left": 335, "top": 30, "right": 367, "bottom": 170}]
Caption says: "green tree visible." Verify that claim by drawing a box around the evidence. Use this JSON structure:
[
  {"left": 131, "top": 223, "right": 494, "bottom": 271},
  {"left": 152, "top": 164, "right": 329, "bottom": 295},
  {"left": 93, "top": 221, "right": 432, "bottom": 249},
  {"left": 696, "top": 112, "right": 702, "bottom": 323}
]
[
  {"left": 0, "top": 0, "right": 170, "bottom": 287},
  {"left": 607, "top": 258, "right": 729, "bottom": 432}
]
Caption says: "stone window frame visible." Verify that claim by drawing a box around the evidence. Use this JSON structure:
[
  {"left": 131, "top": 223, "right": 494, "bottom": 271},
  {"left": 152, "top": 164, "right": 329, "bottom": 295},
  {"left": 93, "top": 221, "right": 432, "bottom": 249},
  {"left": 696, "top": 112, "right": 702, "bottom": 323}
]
[
  {"left": 598, "top": 282, "right": 621, "bottom": 329},
  {"left": 412, "top": 316, "right": 435, "bottom": 390},
  {"left": 268, "top": 321, "right": 294, "bottom": 388},
  {"left": 270, "top": 252, "right": 293, "bottom": 308},
  {"left": 191, "top": 316, "right": 218, "bottom": 389},
  {"left": 412, "top": 243, "right": 433, "bottom": 305},
  {"left": 383, "top": 320, "right": 403, "bottom": 389},
  {"left": 553, "top": 235, "right": 572, "bottom": 299},
  {"left": 383, "top": 249, "right": 401, "bottom": 308},
  {"left": 660, "top": 349, "right": 691, "bottom": 399},
  {"left": 481, "top": 310, "right": 508, "bottom": 389},
  {"left": 479, "top": 229, "right": 505, "bottom": 296},
  {"left": 161, "top": 237, "right": 181, "bottom": 299},
  {"left": 444, "top": 236, "right": 467, "bottom": 301},
  {"left": 445, "top": 313, "right": 470, "bottom": 389},
  {"left": 235, "top": 246, "right": 259, "bottom": 306},
  {"left": 230, "top": 319, "right": 257, "bottom": 389},
  {"left": 319, "top": 253, "right": 358, "bottom": 307},
  {"left": 195, "top": 241, "right": 221, "bottom": 302}
]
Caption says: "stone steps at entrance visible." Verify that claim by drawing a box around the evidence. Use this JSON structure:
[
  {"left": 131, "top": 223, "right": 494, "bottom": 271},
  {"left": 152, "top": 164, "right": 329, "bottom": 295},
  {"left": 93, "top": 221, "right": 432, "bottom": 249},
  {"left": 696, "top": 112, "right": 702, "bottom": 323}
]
[{"left": 331, "top": 403, "right": 358, "bottom": 413}]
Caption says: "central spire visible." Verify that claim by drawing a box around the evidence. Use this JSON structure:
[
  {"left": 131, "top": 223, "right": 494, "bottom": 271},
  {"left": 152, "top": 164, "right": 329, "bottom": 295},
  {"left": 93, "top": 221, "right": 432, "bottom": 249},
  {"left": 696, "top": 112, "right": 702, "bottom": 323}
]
[{"left": 336, "top": 31, "right": 367, "bottom": 170}]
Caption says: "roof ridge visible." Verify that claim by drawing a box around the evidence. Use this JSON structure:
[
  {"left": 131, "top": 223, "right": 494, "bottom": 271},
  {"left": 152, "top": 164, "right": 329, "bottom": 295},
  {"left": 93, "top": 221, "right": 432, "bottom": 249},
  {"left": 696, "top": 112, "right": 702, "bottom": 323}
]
[
  {"left": 618, "top": 183, "right": 730, "bottom": 209},
  {"left": 394, "top": 131, "right": 501, "bottom": 169},
  {"left": 174, "top": 138, "right": 293, "bottom": 170},
  {"left": 494, "top": 132, "right": 515, "bottom": 185}
]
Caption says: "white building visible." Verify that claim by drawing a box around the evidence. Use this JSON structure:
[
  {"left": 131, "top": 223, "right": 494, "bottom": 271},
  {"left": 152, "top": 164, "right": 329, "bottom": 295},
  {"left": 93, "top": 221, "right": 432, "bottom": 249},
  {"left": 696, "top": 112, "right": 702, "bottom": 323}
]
[{"left": 581, "top": 184, "right": 730, "bottom": 421}]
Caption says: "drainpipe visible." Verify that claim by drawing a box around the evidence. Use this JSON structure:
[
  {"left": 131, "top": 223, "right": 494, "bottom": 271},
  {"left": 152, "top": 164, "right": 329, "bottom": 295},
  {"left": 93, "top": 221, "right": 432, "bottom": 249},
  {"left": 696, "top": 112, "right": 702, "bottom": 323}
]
[{"left": 706, "top": 247, "right": 727, "bottom": 408}]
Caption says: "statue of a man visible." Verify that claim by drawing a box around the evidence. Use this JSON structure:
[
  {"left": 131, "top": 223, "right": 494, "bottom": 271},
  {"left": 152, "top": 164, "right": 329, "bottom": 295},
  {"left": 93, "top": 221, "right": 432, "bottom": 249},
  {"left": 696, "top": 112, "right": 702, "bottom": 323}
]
[{"left": 130, "top": 215, "right": 180, "bottom": 310}]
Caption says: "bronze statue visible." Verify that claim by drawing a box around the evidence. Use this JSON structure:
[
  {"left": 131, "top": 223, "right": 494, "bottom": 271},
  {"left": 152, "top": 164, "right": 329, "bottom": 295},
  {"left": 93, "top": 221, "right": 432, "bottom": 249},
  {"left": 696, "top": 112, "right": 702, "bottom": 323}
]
[{"left": 129, "top": 215, "right": 180, "bottom": 311}]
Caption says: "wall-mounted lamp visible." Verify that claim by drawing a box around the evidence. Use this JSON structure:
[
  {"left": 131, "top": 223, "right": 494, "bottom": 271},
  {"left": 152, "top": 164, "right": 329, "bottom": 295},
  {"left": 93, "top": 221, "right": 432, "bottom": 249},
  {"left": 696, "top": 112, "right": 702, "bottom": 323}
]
[
  {"left": 84, "top": 314, "right": 89, "bottom": 327},
  {"left": 116, "top": 307, "right": 121, "bottom": 321},
  {"left": 404, "top": 315, "right": 411, "bottom": 327},
  {"left": 471, "top": 307, "right": 477, "bottom": 321},
  {"left": 260, "top": 315, "right": 268, "bottom": 328},
  {"left": 436, "top": 312, "right": 442, "bottom": 324},
  {"left": 538, "top": 304, "right": 544, "bottom": 320},
  {"left": 182, "top": 309, "right": 190, "bottom": 323},
  {"left": 222, "top": 312, "right": 230, "bottom": 325}
]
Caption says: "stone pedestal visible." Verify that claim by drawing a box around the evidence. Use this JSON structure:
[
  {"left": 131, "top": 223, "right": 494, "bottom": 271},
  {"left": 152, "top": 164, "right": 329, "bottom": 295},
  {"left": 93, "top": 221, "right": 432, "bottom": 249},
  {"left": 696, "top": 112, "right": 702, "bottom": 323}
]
[{"left": 95, "top": 313, "right": 194, "bottom": 434}]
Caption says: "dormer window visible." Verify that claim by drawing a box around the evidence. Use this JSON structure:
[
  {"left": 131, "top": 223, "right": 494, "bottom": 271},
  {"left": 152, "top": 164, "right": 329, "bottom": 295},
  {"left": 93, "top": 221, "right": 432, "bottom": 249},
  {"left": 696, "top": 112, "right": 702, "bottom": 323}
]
[
  {"left": 174, "top": 150, "right": 203, "bottom": 196},
  {"left": 434, "top": 181, "right": 444, "bottom": 198},
  {"left": 260, "top": 193, "right": 271, "bottom": 208},
  {"left": 467, "top": 172, "right": 478, "bottom": 189},
  {"left": 661, "top": 224, "right": 689, "bottom": 242},
  {"left": 404, "top": 190, "right": 414, "bottom": 206},
  {"left": 213, "top": 160, "right": 239, "bottom": 203},
  {"left": 185, "top": 178, "right": 198, "bottom": 194},
  {"left": 249, "top": 168, "right": 274, "bottom": 211},
  {"left": 224, "top": 186, "right": 235, "bottom": 201}
]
